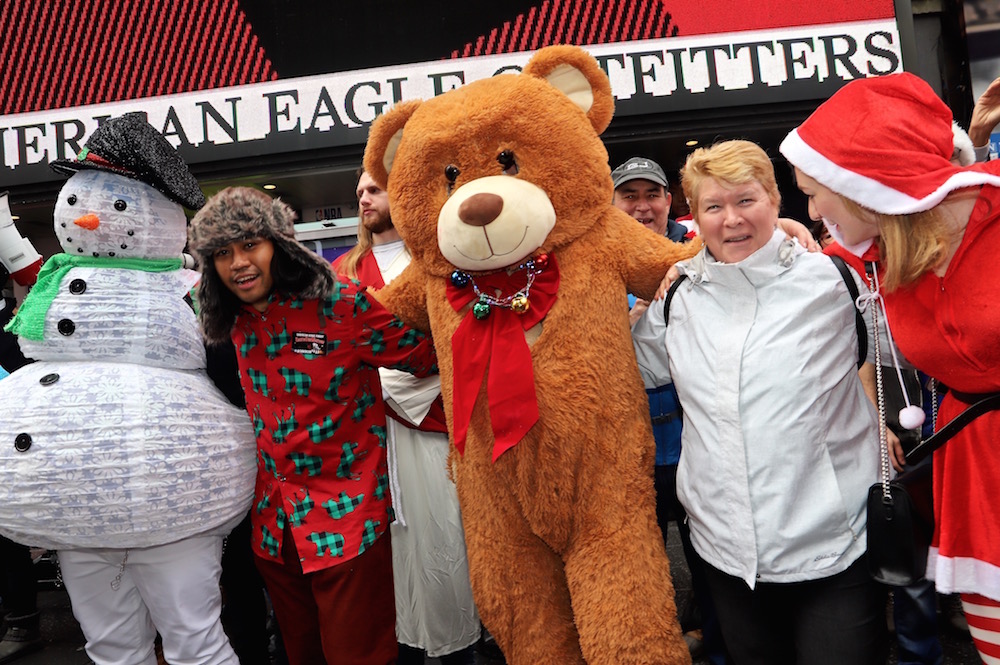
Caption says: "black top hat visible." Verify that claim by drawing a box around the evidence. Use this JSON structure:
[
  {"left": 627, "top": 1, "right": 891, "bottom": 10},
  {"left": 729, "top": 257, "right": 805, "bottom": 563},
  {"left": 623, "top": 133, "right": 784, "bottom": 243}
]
[{"left": 51, "top": 112, "right": 206, "bottom": 210}]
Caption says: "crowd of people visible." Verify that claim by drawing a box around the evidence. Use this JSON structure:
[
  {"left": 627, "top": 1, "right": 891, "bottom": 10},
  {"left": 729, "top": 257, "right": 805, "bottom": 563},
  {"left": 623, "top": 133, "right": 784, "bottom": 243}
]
[{"left": 0, "top": 68, "right": 999, "bottom": 665}]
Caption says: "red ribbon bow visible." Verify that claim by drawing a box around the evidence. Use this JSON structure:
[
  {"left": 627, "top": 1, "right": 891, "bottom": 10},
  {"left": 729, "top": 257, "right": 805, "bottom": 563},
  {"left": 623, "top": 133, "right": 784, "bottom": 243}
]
[{"left": 445, "top": 256, "right": 560, "bottom": 462}]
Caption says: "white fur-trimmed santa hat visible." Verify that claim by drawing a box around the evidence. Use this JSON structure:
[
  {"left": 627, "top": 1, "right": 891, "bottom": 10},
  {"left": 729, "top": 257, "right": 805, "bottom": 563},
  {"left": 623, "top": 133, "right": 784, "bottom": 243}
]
[{"left": 780, "top": 72, "right": 1000, "bottom": 215}]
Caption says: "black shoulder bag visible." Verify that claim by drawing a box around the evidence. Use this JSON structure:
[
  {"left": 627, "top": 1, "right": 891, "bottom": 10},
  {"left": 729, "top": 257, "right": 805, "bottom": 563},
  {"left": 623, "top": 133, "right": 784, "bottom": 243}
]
[
  {"left": 868, "top": 386, "right": 1000, "bottom": 586},
  {"left": 862, "top": 258, "right": 1000, "bottom": 586}
]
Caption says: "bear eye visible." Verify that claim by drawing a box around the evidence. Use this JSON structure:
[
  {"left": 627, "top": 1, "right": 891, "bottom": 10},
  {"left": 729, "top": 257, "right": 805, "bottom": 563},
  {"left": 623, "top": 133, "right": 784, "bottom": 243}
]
[
  {"left": 497, "top": 150, "right": 519, "bottom": 176},
  {"left": 445, "top": 164, "right": 461, "bottom": 195},
  {"left": 67, "top": 194, "right": 78, "bottom": 205},
  {"left": 114, "top": 199, "right": 127, "bottom": 212}
]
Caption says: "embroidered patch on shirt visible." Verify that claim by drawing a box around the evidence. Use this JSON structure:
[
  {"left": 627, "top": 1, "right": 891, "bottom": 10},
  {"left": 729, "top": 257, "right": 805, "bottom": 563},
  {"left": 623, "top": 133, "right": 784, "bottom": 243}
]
[{"left": 292, "top": 332, "right": 327, "bottom": 356}]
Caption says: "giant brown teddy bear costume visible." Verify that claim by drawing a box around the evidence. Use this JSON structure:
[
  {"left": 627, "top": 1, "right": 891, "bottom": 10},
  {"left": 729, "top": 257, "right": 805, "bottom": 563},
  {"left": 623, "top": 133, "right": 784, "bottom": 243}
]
[{"left": 364, "top": 45, "right": 698, "bottom": 664}]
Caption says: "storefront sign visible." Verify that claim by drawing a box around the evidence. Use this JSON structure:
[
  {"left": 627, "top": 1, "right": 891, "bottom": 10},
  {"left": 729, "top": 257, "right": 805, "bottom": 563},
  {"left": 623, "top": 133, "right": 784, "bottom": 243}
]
[{"left": 0, "top": 19, "right": 901, "bottom": 187}]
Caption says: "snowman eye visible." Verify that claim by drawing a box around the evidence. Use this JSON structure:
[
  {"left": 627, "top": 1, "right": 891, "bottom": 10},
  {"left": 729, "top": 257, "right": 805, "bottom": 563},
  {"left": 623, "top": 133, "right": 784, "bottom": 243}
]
[
  {"left": 114, "top": 200, "right": 127, "bottom": 212},
  {"left": 67, "top": 195, "right": 77, "bottom": 205}
]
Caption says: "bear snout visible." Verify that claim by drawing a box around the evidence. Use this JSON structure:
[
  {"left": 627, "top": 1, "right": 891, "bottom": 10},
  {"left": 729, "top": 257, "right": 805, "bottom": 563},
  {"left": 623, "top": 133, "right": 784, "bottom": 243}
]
[{"left": 457, "top": 193, "right": 504, "bottom": 227}]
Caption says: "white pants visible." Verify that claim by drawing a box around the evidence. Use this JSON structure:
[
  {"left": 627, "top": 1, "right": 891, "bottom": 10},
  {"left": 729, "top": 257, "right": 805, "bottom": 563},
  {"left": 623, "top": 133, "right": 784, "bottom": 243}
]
[{"left": 59, "top": 535, "right": 238, "bottom": 665}]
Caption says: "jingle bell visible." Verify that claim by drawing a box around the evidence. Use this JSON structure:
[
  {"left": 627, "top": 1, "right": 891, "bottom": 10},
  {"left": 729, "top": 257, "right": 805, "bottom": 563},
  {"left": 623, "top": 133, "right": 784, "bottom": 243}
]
[
  {"left": 511, "top": 295, "right": 530, "bottom": 314},
  {"left": 472, "top": 300, "right": 492, "bottom": 320}
]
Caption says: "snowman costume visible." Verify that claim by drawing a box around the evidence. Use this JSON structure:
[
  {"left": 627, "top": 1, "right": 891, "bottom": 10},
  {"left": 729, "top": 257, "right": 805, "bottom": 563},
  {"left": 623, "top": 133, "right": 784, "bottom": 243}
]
[{"left": 0, "top": 114, "right": 255, "bottom": 665}]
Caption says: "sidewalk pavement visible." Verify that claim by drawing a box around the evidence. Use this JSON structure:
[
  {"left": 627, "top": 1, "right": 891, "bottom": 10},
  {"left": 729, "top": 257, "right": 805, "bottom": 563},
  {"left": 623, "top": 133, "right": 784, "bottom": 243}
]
[{"left": 9, "top": 534, "right": 982, "bottom": 665}]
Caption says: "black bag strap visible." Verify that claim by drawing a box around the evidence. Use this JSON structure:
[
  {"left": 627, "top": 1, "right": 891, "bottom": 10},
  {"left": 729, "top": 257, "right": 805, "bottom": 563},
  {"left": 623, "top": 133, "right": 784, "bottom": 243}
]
[
  {"left": 662, "top": 274, "right": 689, "bottom": 326},
  {"left": 905, "top": 391, "right": 1000, "bottom": 465},
  {"left": 650, "top": 409, "right": 683, "bottom": 425},
  {"left": 829, "top": 254, "right": 867, "bottom": 369}
]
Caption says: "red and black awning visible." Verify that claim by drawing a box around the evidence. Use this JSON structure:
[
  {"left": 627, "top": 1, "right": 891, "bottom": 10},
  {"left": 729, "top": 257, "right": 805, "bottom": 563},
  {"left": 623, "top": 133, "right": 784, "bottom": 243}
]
[{"left": 0, "top": 0, "right": 277, "bottom": 116}]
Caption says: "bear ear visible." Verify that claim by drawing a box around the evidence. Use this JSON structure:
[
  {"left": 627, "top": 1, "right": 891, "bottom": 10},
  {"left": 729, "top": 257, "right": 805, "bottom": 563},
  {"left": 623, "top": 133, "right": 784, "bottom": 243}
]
[
  {"left": 364, "top": 100, "right": 423, "bottom": 186},
  {"left": 522, "top": 45, "right": 614, "bottom": 135}
]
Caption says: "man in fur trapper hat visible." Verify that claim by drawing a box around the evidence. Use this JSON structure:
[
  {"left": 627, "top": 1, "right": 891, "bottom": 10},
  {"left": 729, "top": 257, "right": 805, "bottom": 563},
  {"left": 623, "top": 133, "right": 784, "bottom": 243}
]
[
  {"left": 188, "top": 187, "right": 439, "bottom": 665},
  {"left": 188, "top": 187, "right": 336, "bottom": 344}
]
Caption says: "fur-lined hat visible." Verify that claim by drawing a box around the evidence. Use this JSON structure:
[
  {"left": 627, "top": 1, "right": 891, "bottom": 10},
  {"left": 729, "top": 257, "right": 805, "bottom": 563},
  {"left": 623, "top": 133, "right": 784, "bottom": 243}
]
[{"left": 188, "top": 186, "right": 335, "bottom": 343}]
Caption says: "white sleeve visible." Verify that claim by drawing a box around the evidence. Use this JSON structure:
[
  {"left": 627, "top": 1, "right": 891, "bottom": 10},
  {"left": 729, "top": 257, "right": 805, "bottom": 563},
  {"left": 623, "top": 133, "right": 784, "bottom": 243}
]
[
  {"left": 631, "top": 294, "right": 672, "bottom": 388},
  {"left": 847, "top": 267, "right": 879, "bottom": 367}
]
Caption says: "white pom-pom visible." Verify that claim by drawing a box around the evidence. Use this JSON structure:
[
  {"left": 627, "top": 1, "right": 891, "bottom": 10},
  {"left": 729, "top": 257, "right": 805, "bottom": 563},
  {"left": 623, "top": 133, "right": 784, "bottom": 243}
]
[
  {"left": 952, "top": 121, "right": 976, "bottom": 166},
  {"left": 899, "top": 405, "right": 926, "bottom": 430}
]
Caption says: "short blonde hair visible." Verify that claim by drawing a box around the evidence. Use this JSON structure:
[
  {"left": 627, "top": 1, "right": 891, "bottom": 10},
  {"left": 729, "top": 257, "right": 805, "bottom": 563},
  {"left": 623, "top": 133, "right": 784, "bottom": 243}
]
[
  {"left": 839, "top": 198, "right": 952, "bottom": 292},
  {"left": 681, "top": 140, "right": 781, "bottom": 215}
]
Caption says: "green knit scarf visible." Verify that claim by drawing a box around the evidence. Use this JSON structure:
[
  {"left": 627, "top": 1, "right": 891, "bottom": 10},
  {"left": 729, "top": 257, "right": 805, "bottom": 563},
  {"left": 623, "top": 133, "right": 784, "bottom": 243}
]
[{"left": 5, "top": 254, "right": 183, "bottom": 341}]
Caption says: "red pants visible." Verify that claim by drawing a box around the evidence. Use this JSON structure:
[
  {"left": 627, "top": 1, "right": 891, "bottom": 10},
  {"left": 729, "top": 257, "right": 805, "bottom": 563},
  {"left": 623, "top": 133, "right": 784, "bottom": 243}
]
[{"left": 255, "top": 528, "right": 397, "bottom": 665}]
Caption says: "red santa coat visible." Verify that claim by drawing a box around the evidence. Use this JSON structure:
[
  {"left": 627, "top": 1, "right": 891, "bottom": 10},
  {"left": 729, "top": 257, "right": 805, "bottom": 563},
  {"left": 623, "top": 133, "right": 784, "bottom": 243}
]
[{"left": 883, "top": 163, "right": 1000, "bottom": 598}]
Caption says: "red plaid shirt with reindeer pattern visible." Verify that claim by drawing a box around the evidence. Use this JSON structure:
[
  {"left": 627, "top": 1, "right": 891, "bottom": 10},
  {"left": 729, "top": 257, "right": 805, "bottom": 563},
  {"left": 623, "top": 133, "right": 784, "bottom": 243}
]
[{"left": 231, "top": 280, "right": 437, "bottom": 573}]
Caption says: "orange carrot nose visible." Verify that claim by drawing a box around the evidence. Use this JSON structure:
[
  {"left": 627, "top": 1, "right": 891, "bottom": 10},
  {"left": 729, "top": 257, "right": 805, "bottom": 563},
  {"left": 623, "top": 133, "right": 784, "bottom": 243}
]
[{"left": 73, "top": 214, "right": 100, "bottom": 230}]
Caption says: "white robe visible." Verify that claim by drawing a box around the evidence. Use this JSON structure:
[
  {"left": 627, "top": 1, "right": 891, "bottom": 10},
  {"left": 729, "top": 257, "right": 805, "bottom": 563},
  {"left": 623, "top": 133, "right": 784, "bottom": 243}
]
[{"left": 371, "top": 241, "right": 480, "bottom": 656}]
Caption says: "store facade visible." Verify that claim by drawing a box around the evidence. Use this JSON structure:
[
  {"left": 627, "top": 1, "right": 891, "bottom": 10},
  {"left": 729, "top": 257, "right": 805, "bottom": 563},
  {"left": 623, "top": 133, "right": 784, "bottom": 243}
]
[{"left": 0, "top": 0, "right": 976, "bottom": 257}]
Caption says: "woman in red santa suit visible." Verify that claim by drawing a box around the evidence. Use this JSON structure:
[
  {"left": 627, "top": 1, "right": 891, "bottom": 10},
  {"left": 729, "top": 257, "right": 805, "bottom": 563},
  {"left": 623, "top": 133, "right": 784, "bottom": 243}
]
[{"left": 780, "top": 72, "right": 1000, "bottom": 663}]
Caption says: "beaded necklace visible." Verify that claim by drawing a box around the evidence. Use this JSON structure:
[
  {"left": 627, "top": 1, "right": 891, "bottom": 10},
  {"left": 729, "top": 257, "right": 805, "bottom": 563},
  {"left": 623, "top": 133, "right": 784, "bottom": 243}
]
[{"left": 449, "top": 253, "right": 550, "bottom": 320}]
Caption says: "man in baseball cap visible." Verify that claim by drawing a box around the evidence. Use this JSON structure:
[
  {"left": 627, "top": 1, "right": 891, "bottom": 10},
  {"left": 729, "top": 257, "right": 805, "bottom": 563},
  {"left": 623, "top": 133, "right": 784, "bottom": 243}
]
[
  {"left": 611, "top": 157, "right": 688, "bottom": 242},
  {"left": 614, "top": 155, "right": 727, "bottom": 664}
]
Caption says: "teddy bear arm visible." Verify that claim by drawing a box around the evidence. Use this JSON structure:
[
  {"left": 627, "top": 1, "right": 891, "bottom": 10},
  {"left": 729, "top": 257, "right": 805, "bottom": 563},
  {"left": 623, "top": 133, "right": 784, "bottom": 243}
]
[
  {"left": 622, "top": 229, "right": 701, "bottom": 302},
  {"left": 371, "top": 262, "right": 432, "bottom": 333}
]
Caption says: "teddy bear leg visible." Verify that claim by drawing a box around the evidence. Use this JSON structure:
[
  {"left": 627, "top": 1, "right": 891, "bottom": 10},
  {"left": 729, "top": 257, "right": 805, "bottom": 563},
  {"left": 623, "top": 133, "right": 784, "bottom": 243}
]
[
  {"left": 563, "top": 516, "right": 691, "bottom": 665},
  {"left": 460, "top": 496, "right": 585, "bottom": 664}
]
